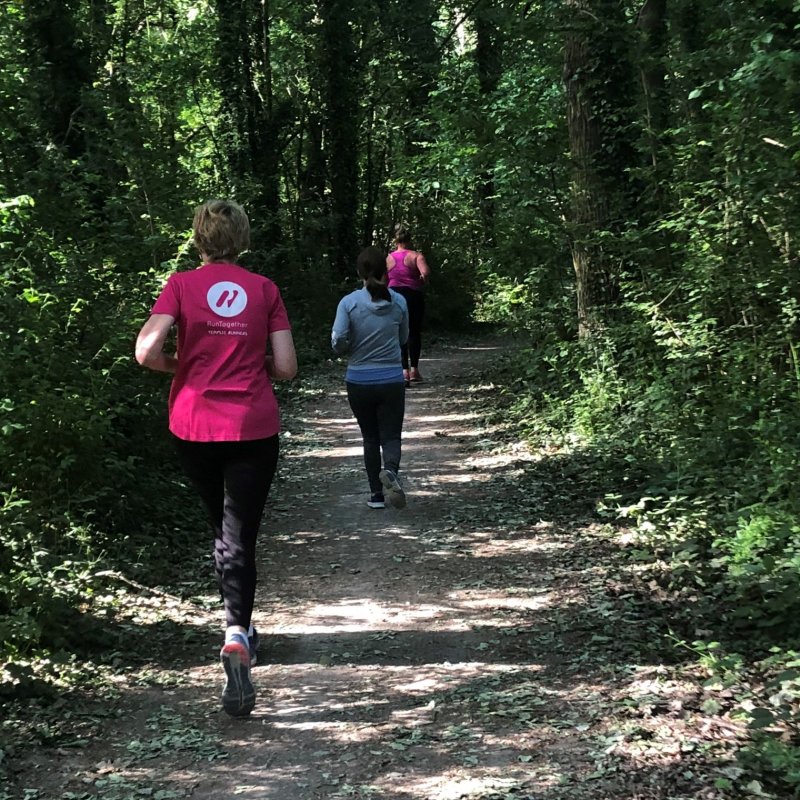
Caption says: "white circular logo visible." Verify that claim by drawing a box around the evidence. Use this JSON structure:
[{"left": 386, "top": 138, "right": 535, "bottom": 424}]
[{"left": 207, "top": 281, "right": 248, "bottom": 317}]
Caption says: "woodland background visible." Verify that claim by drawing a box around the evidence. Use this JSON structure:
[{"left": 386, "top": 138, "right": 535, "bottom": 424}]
[{"left": 2, "top": 0, "right": 800, "bottom": 790}]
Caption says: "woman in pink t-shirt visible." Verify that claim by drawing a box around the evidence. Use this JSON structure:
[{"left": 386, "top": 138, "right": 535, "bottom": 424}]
[
  {"left": 135, "top": 200, "right": 297, "bottom": 717},
  {"left": 386, "top": 224, "right": 430, "bottom": 385}
]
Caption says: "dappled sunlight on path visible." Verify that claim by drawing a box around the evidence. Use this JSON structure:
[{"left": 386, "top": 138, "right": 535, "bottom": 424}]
[
  {"left": 163, "top": 339, "right": 723, "bottom": 800},
  {"left": 11, "top": 339, "right": 740, "bottom": 800}
]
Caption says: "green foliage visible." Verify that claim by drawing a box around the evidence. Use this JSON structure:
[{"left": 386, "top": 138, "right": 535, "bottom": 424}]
[
  {"left": 2, "top": 18, "right": 800, "bottom": 790},
  {"left": 487, "top": 0, "right": 800, "bottom": 637},
  {"left": 470, "top": 18, "right": 800, "bottom": 797},
  {"left": 738, "top": 736, "right": 800, "bottom": 796},
  {"left": 0, "top": 187, "right": 205, "bottom": 668}
]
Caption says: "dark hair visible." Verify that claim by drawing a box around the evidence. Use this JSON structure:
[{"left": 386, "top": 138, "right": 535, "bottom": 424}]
[
  {"left": 393, "top": 223, "right": 412, "bottom": 248},
  {"left": 357, "top": 246, "right": 390, "bottom": 302},
  {"left": 193, "top": 199, "right": 250, "bottom": 262}
]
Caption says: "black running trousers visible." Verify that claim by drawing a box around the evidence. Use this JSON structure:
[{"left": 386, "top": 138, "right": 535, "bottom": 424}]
[
  {"left": 174, "top": 435, "right": 279, "bottom": 629},
  {"left": 393, "top": 287, "right": 425, "bottom": 369},
  {"left": 346, "top": 381, "right": 405, "bottom": 494}
]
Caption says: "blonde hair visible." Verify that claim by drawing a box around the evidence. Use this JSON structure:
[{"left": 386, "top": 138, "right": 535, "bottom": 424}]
[
  {"left": 393, "top": 223, "right": 412, "bottom": 248},
  {"left": 192, "top": 199, "right": 250, "bottom": 262}
]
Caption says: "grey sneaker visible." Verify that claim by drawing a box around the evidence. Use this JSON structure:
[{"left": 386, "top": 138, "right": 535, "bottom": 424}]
[
  {"left": 220, "top": 633, "right": 256, "bottom": 717},
  {"left": 379, "top": 469, "right": 406, "bottom": 509}
]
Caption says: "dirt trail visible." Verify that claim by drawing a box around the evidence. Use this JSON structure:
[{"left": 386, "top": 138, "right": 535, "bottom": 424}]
[
  {"left": 11, "top": 339, "right": 738, "bottom": 800},
  {"left": 211, "top": 339, "right": 557, "bottom": 799}
]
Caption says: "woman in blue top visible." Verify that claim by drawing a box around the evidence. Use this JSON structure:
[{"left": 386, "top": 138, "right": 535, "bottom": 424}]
[{"left": 332, "top": 246, "right": 409, "bottom": 509}]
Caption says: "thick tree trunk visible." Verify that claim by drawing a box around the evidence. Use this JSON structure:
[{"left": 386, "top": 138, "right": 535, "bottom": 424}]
[
  {"left": 563, "top": 0, "right": 638, "bottom": 338},
  {"left": 319, "top": 0, "right": 360, "bottom": 277},
  {"left": 564, "top": 0, "right": 608, "bottom": 338},
  {"left": 215, "top": 0, "right": 283, "bottom": 253}
]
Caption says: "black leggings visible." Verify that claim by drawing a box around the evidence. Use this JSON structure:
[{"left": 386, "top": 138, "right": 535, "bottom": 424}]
[
  {"left": 394, "top": 287, "right": 425, "bottom": 369},
  {"left": 346, "top": 382, "right": 405, "bottom": 494},
  {"left": 174, "top": 435, "right": 279, "bottom": 629}
]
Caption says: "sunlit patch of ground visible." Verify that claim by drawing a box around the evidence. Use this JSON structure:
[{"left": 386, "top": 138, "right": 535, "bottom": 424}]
[{"left": 9, "top": 341, "right": 741, "bottom": 800}]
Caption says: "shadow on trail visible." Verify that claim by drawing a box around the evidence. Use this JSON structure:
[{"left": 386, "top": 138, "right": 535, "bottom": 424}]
[
  {"left": 215, "top": 350, "right": 721, "bottom": 797},
  {"left": 1, "top": 342, "right": 741, "bottom": 800},
  {"left": 267, "top": 413, "right": 693, "bottom": 670},
  {"left": 109, "top": 350, "right": 693, "bottom": 685}
]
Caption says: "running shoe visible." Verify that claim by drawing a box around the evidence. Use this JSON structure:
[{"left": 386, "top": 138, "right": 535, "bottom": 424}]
[
  {"left": 367, "top": 493, "right": 386, "bottom": 509},
  {"left": 379, "top": 469, "right": 406, "bottom": 509},
  {"left": 220, "top": 633, "right": 256, "bottom": 717},
  {"left": 409, "top": 368, "right": 423, "bottom": 383}
]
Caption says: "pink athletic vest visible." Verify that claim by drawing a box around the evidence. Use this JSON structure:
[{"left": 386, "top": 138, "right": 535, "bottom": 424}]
[{"left": 388, "top": 250, "right": 424, "bottom": 291}]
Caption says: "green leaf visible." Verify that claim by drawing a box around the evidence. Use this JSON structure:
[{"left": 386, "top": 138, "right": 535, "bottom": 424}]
[{"left": 747, "top": 708, "right": 777, "bottom": 729}]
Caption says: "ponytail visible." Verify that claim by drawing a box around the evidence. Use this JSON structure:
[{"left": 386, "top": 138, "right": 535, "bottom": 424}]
[
  {"left": 365, "top": 275, "right": 390, "bottom": 302},
  {"left": 357, "top": 246, "right": 390, "bottom": 301}
]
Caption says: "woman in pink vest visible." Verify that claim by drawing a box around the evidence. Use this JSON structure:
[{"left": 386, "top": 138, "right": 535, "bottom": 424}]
[
  {"left": 386, "top": 224, "right": 430, "bottom": 385},
  {"left": 135, "top": 200, "right": 297, "bottom": 718}
]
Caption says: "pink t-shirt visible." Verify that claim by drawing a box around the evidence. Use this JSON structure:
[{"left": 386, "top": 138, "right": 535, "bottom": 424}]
[{"left": 151, "top": 262, "right": 291, "bottom": 442}]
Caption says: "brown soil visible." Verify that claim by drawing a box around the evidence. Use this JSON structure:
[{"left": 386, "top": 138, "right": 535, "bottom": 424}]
[{"left": 4, "top": 339, "right": 743, "bottom": 800}]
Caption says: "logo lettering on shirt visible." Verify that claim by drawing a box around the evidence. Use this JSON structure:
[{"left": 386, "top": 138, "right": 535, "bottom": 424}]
[{"left": 207, "top": 281, "right": 248, "bottom": 318}]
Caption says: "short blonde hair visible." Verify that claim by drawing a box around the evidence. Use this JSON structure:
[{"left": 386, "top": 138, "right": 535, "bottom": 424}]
[{"left": 192, "top": 199, "right": 250, "bottom": 262}]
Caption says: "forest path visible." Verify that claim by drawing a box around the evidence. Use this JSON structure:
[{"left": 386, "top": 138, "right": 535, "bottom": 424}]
[{"left": 13, "top": 338, "right": 738, "bottom": 800}]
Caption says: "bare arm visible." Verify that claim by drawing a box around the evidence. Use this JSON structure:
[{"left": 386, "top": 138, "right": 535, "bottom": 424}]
[
  {"left": 268, "top": 329, "right": 297, "bottom": 380},
  {"left": 386, "top": 254, "right": 395, "bottom": 273},
  {"left": 135, "top": 314, "right": 178, "bottom": 373},
  {"left": 415, "top": 251, "right": 431, "bottom": 283}
]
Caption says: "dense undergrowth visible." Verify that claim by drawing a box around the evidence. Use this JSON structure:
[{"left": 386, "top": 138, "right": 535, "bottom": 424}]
[
  {"left": 0, "top": 192, "right": 330, "bottom": 697},
  {"left": 487, "top": 318, "right": 800, "bottom": 796},
  {"left": 4, "top": 1, "right": 800, "bottom": 795},
  {"left": 1, "top": 195, "right": 203, "bottom": 689}
]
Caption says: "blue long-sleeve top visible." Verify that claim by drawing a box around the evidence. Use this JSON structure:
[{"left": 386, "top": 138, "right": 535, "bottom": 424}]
[{"left": 331, "top": 287, "right": 409, "bottom": 384}]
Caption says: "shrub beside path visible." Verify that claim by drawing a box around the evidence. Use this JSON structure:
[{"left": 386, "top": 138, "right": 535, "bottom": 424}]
[{"left": 5, "top": 338, "right": 745, "bottom": 800}]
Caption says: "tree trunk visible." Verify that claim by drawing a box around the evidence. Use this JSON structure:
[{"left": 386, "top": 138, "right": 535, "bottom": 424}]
[
  {"left": 564, "top": 0, "right": 607, "bottom": 338},
  {"left": 475, "top": 3, "right": 503, "bottom": 247},
  {"left": 216, "top": 0, "right": 251, "bottom": 184},
  {"left": 637, "top": 0, "right": 669, "bottom": 213},
  {"left": 563, "top": 0, "right": 637, "bottom": 338},
  {"left": 362, "top": 103, "right": 382, "bottom": 245},
  {"left": 319, "top": 0, "right": 360, "bottom": 277},
  {"left": 215, "top": 0, "right": 284, "bottom": 254},
  {"left": 249, "top": 0, "right": 282, "bottom": 251},
  {"left": 389, "top": 0, "right": 440, "bottom": 252},
  {"left": 23, "top": 0, "right": 90, "bottom": 159}
]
